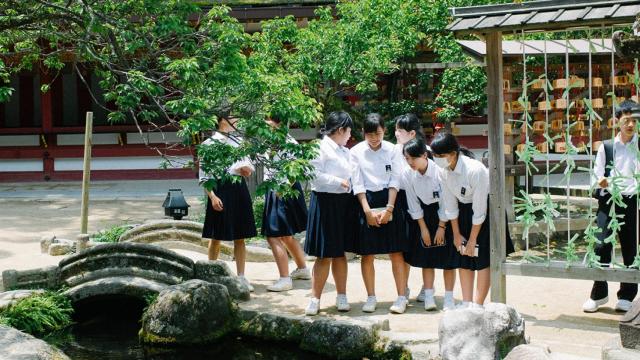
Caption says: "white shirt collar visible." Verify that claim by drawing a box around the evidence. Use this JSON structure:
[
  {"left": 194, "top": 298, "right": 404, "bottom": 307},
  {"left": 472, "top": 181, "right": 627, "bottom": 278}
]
[
  {"left": 322, "top": 135, "right": 341, "bottom": 151},
  {"left": 614, "top": 133, "right": 638, "bottom": 146}
]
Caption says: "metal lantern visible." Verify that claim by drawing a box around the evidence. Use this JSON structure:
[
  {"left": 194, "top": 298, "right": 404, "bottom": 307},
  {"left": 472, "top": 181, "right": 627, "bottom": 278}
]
[{"left": 162, "top": 189, "right": 190, "bottom": 220}]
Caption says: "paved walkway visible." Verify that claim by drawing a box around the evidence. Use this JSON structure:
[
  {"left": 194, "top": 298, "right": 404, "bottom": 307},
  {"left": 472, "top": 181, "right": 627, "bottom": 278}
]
[{"left": 0, "top": 180, "right": 626, "bottom": 359}]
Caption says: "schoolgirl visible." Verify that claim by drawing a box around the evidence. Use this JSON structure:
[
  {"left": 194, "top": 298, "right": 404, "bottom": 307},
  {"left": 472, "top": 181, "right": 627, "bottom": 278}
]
[
  {"left": 262, "top": 117, "right": 311, "bottom": 292},
  {"left": 304, "top": 111, "right": 355, "bottom": 316},
  {"left": 200, "top": 116, "right": 257, "bottom": 292},
  {"left": 429, "top": 131, "right": 514, "bottom": 308},
  {"left": 393, "top": 113, "right": 446, "bottom": 303},
  {"left": 401, "top": 138, "right": 459, "bottom": 311},
  {"left": 349, "top": 113, "right": 408, "bottom": 314}
]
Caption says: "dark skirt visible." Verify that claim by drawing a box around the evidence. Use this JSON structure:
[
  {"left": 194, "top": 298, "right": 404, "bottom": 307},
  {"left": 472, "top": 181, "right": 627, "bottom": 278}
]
[
  {"left": 404, "top": 201, "right": 460, "bottom": 269},
  {"left": 349, "top": 189, "right": 408, "bottom": 255},
  {"left": 304, "top": 191, "right": 357, "bottom": 258},
  {"left": 202, "top": 178, "right": 258, "bottom": 241},
  {"left": 397, "top": 189, "right": 419, "bottom": 244},
  {"left": 261, "top": 182, "right": 308, "bottom": 237},
  {"left": 457, "top": 199, "right": 515, "bottom": 270}
]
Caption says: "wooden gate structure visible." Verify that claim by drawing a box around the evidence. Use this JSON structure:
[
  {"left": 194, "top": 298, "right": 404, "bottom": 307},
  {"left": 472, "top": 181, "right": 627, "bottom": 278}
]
[{"left": 447, "top": 0, "right": 640, "bottom": 302}]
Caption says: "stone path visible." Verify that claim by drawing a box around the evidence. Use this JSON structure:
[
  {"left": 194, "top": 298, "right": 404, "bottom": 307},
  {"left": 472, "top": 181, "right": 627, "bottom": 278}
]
[{"left": 0, "top": 180, "right": 626, "bottom": 359}]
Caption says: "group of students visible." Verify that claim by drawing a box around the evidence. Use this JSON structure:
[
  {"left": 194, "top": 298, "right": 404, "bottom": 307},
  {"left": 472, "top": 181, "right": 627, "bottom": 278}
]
[{"left": 200, "top": 111, "right": 514, "bottom": 316}]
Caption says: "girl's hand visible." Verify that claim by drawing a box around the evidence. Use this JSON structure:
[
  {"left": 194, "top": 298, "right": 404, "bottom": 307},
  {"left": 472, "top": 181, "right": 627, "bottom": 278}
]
[
  {"left": 463, "top": 239, "right": 477, "bottom": 257},
  {"left": 378, "top": 209, "right": 392, "bottom": 225},
  {"left": 434, "top": 227, "right": 446, "bottom": 245},
  {"left": 421, "top": 228, "right": 432, "bottom": 247},
  {"left": 210, "top": 194, "right": 224, "bottom": 211},
  {"left": 340, "top": 179, "right": 350, "bottom": 191},
  {"left": 239, "top": 166, "right": 253, "bottom": 177},
  {"left": 454, "top": 234, "right": 466, "bottom": 253},
  {"left": 365, "top": 210, "right": 379, "bottom": 227}
]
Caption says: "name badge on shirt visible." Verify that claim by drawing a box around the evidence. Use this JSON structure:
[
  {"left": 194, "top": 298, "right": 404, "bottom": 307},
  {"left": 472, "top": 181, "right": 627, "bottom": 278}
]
[
  {"left": 385, "top": 164, "right": 392, "bottom": 172},
  {"left": 460, "top": 187, "right": 466, "bottom": 196},
  {"left": 433, "top": 191, "right": 440, "bottom": 199}
]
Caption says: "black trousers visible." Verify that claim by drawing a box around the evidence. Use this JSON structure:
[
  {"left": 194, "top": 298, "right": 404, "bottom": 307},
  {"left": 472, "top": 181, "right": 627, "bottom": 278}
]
[{"left": 590, "top": 195, "right": 639, "bottom": 302}]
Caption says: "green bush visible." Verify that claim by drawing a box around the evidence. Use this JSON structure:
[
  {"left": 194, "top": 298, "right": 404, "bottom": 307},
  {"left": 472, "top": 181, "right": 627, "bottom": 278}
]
[
  {"left": 93, "top": 224, "right": 132, "bottom": 243},
  {"left": 0, "top": 291, "right": 74, "bottom": 336},
  {"left": 253, "top": 196, "right": 265, "bottom": 233}
]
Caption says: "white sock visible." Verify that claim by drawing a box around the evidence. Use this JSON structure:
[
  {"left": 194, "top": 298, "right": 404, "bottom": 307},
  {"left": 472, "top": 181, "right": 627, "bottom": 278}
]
[
  {"left": 397, "top": 295, "right": 407, "bottom": 301},
  {"left": 310, "top": 297, "right": 320, "bottom": 304},
  {"left": 280, "top": 276, "right": 291, "bottom": 281},
  {"left": 337, "top": 294, "right": 347, "bottom": 300},
  {"left": 444, "top": 291, "right": 454, "bottom": 299},
  {"left": 462, "top": 301, "right": 471, "bottom": 306},
  {"left": 367, "top": 295, "right": 377, "bottom": 301},
  {"left": 424, "top": 288, "right": 435, "bottom": 296}
]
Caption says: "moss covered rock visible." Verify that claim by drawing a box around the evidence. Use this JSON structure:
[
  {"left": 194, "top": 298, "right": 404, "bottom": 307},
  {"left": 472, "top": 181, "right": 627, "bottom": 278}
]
[{"left": 139, "top": 279, "right": 237, "bottom": 345}]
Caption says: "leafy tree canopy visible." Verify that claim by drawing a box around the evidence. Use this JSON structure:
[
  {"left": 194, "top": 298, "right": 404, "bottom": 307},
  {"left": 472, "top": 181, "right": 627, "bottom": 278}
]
[{"left": 0, "top": 0, "right": 503, "bottom": 194}]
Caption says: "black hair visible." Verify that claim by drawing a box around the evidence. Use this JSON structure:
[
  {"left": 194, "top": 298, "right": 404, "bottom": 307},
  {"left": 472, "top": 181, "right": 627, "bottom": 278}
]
[
  {"left": 403, "top": 138, "right": 428, "bottom": 158},
  {"left": 616, "top": 99, "right": 639, "bottom": 119},
  {"left": 322, "top": 111, "right": 354, "bottom": 135},
  {"left": 429, "top": 131, "right": 474, "bottom": 159},
  {"left": 394, "top": 113, "right": 425, "bottom": 141},
  {"left": 363, "top": 113, "right": 384, "bottom": 134}
]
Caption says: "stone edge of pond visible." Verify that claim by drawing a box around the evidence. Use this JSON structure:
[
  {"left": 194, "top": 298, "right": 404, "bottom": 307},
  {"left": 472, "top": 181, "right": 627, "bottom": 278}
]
[
  {"left": 235, "top": 308, "right": 421, "bottom": 360},
  {"left": 0, "top": 324, "right": 70, "bottom": 360}
]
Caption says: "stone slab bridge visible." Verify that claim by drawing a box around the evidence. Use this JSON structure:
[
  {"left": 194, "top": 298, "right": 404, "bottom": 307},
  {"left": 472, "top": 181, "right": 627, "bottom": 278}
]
[{"left": 1, "top": 242, "right": 250, "bottom": 304}]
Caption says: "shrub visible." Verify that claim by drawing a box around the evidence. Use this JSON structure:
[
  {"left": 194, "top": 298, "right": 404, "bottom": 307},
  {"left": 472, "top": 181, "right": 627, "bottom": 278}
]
[
  {"left": 0, "top": 291, "right": 73, "bottom": 336},
  {"left": 253, "top": 196, "right": 265, "bottom": 233},
  {"left": 93, "top": 224, "right": 132, "bottom": 243}
]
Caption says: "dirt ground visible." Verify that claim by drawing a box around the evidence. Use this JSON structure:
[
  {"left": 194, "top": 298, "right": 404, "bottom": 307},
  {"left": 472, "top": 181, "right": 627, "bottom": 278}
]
[{"left": 0, "top": 180, "right": 628, "bottom": 359}]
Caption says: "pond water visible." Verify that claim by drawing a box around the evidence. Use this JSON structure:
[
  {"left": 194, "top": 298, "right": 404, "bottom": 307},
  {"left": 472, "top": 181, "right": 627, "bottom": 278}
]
[{"left": 48, "top": 295, "right": 330, "bottom": 360}]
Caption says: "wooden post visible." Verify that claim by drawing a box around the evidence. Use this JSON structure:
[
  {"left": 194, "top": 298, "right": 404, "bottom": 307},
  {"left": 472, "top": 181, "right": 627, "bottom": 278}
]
[
  {"left": 486, "top": 32, "right": 507, "bottom": 303},
  {"left": 80, "top": 112, "right": 93, "bottom": 234}
]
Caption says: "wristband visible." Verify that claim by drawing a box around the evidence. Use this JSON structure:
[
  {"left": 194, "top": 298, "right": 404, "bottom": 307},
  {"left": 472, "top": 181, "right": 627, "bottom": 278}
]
[
  {"left": 439, "top": 225, "right": 446, "bottom": 229},
  {"left": 386, "top": 204, "right": 394, "bottom": 209}
]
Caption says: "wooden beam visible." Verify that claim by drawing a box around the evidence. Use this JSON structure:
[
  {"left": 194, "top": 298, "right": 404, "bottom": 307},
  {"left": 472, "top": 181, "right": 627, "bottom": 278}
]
[
  {"left": 503, "top": 261, "right": 640, "bottom": 283},
  {"left": 486, "top": 31, "right": 507, "bottom": 303}
]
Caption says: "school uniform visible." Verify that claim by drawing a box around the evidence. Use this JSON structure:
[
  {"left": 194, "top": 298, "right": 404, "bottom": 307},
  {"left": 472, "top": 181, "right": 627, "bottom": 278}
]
[
  {"left": 394, "top": 144, "right": 420, "bottom": 248},
  {"left": 261, "top": 137, "right": 308, "bottom": 237},
  {"left": 304, "top": 136, "right": 356, "bottom": 258},
  {"left": 200, "top": 132, "right": 257, "bottom": 241},
  {"left": 590, "top": 134, "right": 639, "bottom": 302},
  {"left": 402, "top": 160, "right": 459, "bottom": 269},
  {"left": 440, "top": 154, "right": 514, "bottom": 270},
  {"left": 348, "top": 140, "right": 407, "bottom": 255}
]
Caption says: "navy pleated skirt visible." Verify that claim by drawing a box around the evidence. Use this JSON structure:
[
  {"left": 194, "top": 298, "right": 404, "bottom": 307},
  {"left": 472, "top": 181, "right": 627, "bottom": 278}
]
[
  {"left": 397, "top": 189, "right": 419, "bottom": 245},
  {"left": 304, "top": 191, "right": 357, "bottom": 258},
  {"left": 349, "top": 189, "right": 408, "bottom": 255},
  {"left": 403, "top": 201, "right": 460, "bottom": 269},
  {"left": 202, "top": 178, "right": 258, "bottom": 241},
  {"left": 261, "top": 182, "right": 308, "bottom": 237},
  {"left": 457, "top": 199, "right": 515, "bottom": 270}
]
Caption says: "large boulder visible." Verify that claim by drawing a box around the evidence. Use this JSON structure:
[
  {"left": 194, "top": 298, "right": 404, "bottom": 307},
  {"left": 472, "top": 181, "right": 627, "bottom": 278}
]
[
  {"left": 0, "top": 324, "right": 70, "bottom": 360},
  {"left": 300, "top": 319, "right": 379, "bottom": 359},
  {"left": 193, "top": 260, "right": 250, "bottom": 301},
  {"left": 439, "top": 303, "right": 525, "bottom": 360},
  {"left": 139, "top": 279, "right": 237, "bottom": 345},
  {"left": 237, "top": 309, "right": 312, "bottom": 343}
]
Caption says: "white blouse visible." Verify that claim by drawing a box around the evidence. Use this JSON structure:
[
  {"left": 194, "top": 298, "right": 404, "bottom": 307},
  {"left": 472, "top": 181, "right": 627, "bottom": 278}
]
[
  {"left": 394, "top": 143, "right": 410, "bottom": 190},
  {"left": 350, "top": 140, "right": 402, "bottom": 194},
  {"left": 198, "top": 132, "right": 255, "bottom": 184},
  {"left": 263, "top": 135, "right": 298, "bottom": 181},
  {"left": 593, "top": 134, "right": 639, "bottom": 196},
  {"left": 440, "top": 154, "right": 489, "bottom": 225},
  {"left": 402, "top": 159, "right": 446, "bottom": 221},
  {"left": 309, "top": 136, "right": 353, "bottom": 194}
]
